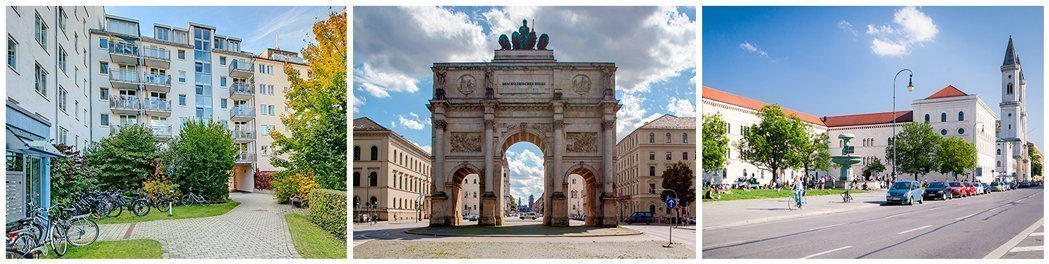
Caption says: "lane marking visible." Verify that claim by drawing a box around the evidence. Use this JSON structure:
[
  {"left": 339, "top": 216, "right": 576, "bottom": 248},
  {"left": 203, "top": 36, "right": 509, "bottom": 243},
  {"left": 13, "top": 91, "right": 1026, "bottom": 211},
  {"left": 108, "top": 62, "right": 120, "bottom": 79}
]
[
  {"left": 955, "top": 214, "right": 976, "bottom": 221},
  {"left": 701, "top": 240, "right": 748, "bottom": 250},
  {"left": 1014, "top": 198, "right": 1026, "bottom": 203},
  {"left": 801, "top": 246, "right": 852, "bottom": 259},
  {"left": 807, "top": 223, "right": 842, "bottom": 231},
  {"left": 1008, "top": 246, "right": 1043, "bottom": 253},
  {"left": 984, "top": 218, "right": 1044, "bottom": 259},
  {"left": 1030, "top": 232, "right": 1043, "bottom": 237},
  {"left": 898, "top": 225, "right": 932, "bottom": 235}
]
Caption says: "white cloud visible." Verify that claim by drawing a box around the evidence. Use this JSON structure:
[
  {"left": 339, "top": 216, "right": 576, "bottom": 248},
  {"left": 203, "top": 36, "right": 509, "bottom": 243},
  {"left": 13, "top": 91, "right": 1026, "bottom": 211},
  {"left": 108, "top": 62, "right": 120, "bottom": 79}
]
[
  {"left": 666, "top": 97, "right": 696, "bottom": 117},
  {"left": 419, "top": 145, "right": 432, "bottom": 154},
  {"left": 354, "top": 64, "right": 420, "bottom": 98},
  {"left": 351, "top": 94, "right": 365, "bottom": 116},
  {"left": 837, "top": 20, "right": 858, "bottom": 36},
  {"left": 398, "top": 112, "right": 426, "bottom": 130},
  {"left": 866, "top": 6, "right": 938, "bottom": 56},
  {"left": 739, "top": 42, "right": 768, "bottom": 57},
  {"left": 506, "top": 149, "right": 545, "bottom": 199}
]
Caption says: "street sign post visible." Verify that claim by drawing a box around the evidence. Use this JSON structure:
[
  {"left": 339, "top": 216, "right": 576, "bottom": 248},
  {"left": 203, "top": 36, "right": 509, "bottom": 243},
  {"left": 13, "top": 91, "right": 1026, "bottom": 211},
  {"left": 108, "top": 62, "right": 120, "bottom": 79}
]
[{"left": 663, "top": 197, "right": 678, "bottom": 248}]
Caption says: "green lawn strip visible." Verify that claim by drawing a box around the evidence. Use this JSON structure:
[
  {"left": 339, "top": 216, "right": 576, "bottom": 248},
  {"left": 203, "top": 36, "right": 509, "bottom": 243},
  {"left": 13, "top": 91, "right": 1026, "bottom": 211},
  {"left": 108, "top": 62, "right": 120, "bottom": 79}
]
[
  {"left": 703, "top": 189, "right": 867, "bottom": 202},
  {"left": 95, "top": 201, "right": 240, "bottom": 224},
  {"left": 286, "top": 214, "right": 347, "bottom": 259},
  {"left": 46, "top": 239, "right": 162, "bottom": 259}
]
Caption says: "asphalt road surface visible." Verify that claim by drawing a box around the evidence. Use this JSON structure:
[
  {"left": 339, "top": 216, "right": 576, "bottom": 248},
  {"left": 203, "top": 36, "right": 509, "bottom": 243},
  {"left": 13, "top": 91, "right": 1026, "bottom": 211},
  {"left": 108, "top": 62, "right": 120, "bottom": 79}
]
[{"left": 703, "top": 186, "right": 1043, "bottom": 259}]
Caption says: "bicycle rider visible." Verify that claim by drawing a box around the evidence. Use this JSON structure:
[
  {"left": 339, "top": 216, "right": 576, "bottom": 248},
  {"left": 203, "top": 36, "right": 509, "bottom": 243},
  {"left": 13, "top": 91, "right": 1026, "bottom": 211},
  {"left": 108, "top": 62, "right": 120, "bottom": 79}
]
[{"left": 793, "top": 175, "right": 805, "bottom": 207}]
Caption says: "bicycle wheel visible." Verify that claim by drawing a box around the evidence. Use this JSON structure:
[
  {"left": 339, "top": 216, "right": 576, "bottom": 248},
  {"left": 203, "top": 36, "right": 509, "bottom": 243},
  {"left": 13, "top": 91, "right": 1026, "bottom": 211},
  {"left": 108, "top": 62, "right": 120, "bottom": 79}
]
[
  {"left": 9, "top": 232, "right": 37, "bottom": 254},
  {"left": 50, "top": 224, "right": 69, "bottom": 257},
  {"left": 181, "top": 195, "right": 193, "bottom": 206},
  {"left": 107, "top": 204, "right": 124, "bottom": 218},
  {"left": 787, "top": 195, "right": 795, "bottom": 210},
  {"left": 90, "top": 202, "right": 108, "bottom": 219},
  {"left": 66, "top": 217, "right": 99, "bottom": 247},
  {"left": 131, "top": 199, "right": 150, "bottom": 216},
  {"left": 155, "top": 198, "right": 172, "bottom": 212}
]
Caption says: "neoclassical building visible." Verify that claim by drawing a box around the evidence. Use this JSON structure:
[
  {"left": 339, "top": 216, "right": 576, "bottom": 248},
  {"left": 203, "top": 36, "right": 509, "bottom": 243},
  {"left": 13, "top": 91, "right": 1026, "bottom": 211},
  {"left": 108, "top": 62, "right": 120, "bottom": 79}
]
[
  {"left": 613, "top": 114, "right": 696, "bottom": 221},
  {"left": 703, "top": 37, "right": 1034, "bottom": 185},
  {"left": 352, "top": 117, "right": 432, "bottom": 221}
]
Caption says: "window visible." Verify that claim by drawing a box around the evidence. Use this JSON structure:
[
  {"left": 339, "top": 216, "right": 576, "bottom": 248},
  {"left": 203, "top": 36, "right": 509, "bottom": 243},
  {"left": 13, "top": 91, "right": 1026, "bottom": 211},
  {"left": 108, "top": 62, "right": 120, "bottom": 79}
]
[
  {"left": 177, "top": 49, "right": 185, "bottom": 59},
  {"left": 58, "top": 47, "right": 67, "bottom": 72},
  {"left": 99, "top": 38, "right": 108, "bottom": 49},
  {"left": 99, "top": 88, "right": 109, "bottom": 100},
  {"left": 682, "top": 152, "right": 689, "bottom": 160},
  {"left": 220, "top": 77, "right": 226, "bottom": 87},
  {"left": 220, "top": 99, "right": 227, "bottom": 109},
  {"left": 997, "top": 149, "right": 1001, "bottom": 155},
  {"left": 178, "top": 94, "right": 186, "bottom": 106},
  {"left": 58, "top": 8, "right": 67, "bottom": 32},
  {"left": 649, "top": 132, "right": 655, "bottom": 143},
  {"left": 958, "top": 128, "right": 965, "bottom": 135},
  {"left": 353, "top": 146, "right": 360, "bottom": 160},
  {"left": 666, "top": 152, "right": 672, "bottom": 160},
  {"left": 665, "top": 133, "right": 672, "bottom": 143},
  {"left": 369, "top": 172, "right": 378, "bottom": 187},
  {"left": 649, "top": 166, "right": 656, "bottom": 176},
  {"left": 219, "top": 56, "right": 226, "bottom": 65},
  {"left": 370, "top": 146, "right": 379, "bottom": 160},
  {"left": 58, "top": 87, "right": 67, "bottom": 111},
  {"left": 649, "top": 152, "right": 655, "bottom": 160},
  {"left": 352, "top": 172, "right": 361, "bottom": 187},
  {"left": 940, "top": 113, "right": 947, "bottom": 122},
  {"left": 178, "top": 71, "right": 186, "bottom": 83},
  {"left": 1007, "top": 83, "right": 1014, "bottom": 94},
  {"left": 940, "top": 129, "right": 947, "bottom": 136},
  {"left": 7, "top": 36, "right": 16, "bottom": 69},
  {"left": 100, "top": 113, "right": 109, "bottom": 126},
  {"left": 34, "top": 63, "right": 47, "bottom": 96},
  {"left": 58, "top": 127, "right": 67, "bottom": 145},
  {"left": 924, "top": 114, "right": 930, "bottom": 123},
  {"left": 682, "top": 133, "right": 688, "bottom": 144},
  {"left": 958, "top": 111, "right": 964, "bottom": 121},
  {"left": 35, "top": 13, "right": 47, "bottom": 47}
]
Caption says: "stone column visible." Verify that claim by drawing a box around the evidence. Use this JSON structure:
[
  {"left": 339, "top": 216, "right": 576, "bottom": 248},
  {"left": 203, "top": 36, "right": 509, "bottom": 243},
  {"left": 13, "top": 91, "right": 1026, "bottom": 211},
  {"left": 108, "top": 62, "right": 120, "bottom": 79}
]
[
  {"left": 601, "top": 119, "right": 617, "bottom": 227},
  {"left": 550, "top": 119, "right": 568, "bottom": 226},
  {"left": 429, "top": 119, "right": 451, "bottom": 226},
  {"left": 480, "top": 119, "right": 498, "bottom": 225}
]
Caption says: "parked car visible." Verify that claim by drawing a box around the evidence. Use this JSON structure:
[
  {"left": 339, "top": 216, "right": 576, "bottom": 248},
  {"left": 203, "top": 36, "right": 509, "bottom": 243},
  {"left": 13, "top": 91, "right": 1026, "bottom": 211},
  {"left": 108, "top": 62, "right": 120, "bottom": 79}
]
[
  {"left": 624, "top": 212, "right": 655, "bottom": 224},
  {"left": 971, "top": 182, "right": 985, "bottom": 195},
  {"left": 1008, "top": 182, "right": 1017, "bottom": 190},
  {"left": 466, "top": 214, "right": 480, "bottom": 221},
  {"left": 886, "top": 180, "right": 924, "bottom": 205},
  {"left": 963, "top": 182, "right": 977, "bottom": 196},
  {"left": 1019, "top": 181, "right": 1032, "bottom": 188},
  {"left": 990, "top": 181, "right": 1006, "bottom": 192},
  {"left": 948, "top": 181, "right": 967, "bottom": 198},
  {"left": 981, "top": 182, "right": 992, "bottom": 194},
  {"left": 923, "top": 181, "right": 952, "bottom": 200},
  {"left": 520, "top": 212, "right": 537, "bottom": 220}
]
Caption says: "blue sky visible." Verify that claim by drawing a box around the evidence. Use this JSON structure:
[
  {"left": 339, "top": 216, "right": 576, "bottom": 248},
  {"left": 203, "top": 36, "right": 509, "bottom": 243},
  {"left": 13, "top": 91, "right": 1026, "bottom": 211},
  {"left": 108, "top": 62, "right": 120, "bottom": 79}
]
[
  {"left": 106, "top": 6, "right": 336, "bottom": 55},
  {"left": 704, "top": 6, "right": 1044, "bottom": 148},
  {"left": 353, "top": 6, "right": 697, "bottom": 200}
]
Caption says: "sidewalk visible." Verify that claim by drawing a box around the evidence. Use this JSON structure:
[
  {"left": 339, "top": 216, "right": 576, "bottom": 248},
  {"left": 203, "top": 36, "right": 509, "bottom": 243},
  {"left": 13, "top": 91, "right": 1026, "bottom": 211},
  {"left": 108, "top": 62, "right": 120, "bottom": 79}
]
[{"left": 702, "top": 189, "right": 886, "bottom": 230}]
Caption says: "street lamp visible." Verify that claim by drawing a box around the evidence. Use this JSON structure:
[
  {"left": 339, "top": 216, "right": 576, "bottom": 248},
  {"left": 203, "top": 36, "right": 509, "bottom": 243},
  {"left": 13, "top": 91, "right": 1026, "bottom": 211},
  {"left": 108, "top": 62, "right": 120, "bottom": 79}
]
[
  {"left": 972, "top": 121, "right": 985, "bottom": 182},
  {"left": 892, "top": 69, "right": 915, "bottom": 181}
]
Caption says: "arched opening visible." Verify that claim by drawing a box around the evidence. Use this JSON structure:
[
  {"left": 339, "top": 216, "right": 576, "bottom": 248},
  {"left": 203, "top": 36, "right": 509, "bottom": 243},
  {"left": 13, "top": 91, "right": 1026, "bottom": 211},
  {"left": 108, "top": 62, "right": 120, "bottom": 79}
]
[
  {"left": 449, "top": 164, "right": 481, "bottom": 227},
  {"left": 563, "top": 164, "right": 600, "bottom": 226}
]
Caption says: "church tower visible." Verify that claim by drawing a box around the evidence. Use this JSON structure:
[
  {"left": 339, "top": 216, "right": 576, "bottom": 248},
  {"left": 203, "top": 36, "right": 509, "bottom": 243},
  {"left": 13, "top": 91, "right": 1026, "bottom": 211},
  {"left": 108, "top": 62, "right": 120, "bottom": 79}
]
[{"left": 999, "top": 36, "right": 1030, "bottom": 180}]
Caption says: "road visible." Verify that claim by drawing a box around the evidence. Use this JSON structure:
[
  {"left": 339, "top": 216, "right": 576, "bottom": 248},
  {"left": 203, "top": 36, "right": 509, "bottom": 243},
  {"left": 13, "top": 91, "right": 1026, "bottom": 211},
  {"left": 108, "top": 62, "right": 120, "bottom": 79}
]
[{"left": 703, "top": 186, "right": 1043, "bottom": 259}]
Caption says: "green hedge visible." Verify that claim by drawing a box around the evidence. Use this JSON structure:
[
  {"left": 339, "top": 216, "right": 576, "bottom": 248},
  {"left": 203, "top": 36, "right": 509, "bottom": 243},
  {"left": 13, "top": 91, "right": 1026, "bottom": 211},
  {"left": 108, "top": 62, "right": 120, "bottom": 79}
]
[{"left": 308, "top": 189, "right": 347, "bottom": 240}]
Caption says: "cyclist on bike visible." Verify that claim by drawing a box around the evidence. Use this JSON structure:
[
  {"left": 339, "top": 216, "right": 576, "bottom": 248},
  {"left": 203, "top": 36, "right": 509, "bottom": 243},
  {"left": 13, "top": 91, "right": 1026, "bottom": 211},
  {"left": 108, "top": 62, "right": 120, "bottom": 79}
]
[{"left": 792, "top": 175, "right": 805, "bottom": 207}]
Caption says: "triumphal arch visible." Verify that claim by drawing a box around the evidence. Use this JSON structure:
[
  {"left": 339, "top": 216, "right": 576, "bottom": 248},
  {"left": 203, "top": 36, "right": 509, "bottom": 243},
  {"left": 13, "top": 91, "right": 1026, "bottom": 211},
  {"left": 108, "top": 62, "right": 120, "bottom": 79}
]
[{"left": 428, "top": 20, "right": 620, "bottom": 227}]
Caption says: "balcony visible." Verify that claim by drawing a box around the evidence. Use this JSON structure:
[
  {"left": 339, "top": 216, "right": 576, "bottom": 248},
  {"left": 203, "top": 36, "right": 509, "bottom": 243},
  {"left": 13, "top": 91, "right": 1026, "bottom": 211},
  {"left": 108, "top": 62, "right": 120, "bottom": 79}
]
[
  {"left": 142, "top": 47, "right": 170, "bottom": 68},
  {"left": 151, "top": 125, "right": 173, "bottom": 139},
  {"left": 108, "top": 41, "right": 140, "bottom": 65},
  {"left": 229, "top": 60, "right": 254, "bottom": 79},
  {"left": 143, "top": 74, "right": 171, "bottom": 92},
  {"left": 230, "top": 106, "right": 255, "bottom": 122},
  {"left": 232, "top": 128, "right": 255, "bottom": 143},
  {"left": 109, "top": 69, "right": 141, "bottom": 90},
  {"left": 110, "top": 123, "right": 141, "bottom": 135},
  {"left": 229, "top": 82, "right": 254, "bottom": 100},
  {"left": 235, "top": 151, "right": 256, "bottom": 164},
  {"left": 109, "top": 95, "right": 141, "bottom": 114},
  {"left": 143, "top": 98, "right": 171, "bottom": 117}
]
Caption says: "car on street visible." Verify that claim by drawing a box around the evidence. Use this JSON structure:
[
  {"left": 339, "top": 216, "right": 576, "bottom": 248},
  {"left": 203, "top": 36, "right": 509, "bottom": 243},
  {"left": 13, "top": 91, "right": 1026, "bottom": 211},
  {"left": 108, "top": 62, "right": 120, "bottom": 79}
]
[
  {"left": 886, "top": 180, "right": 924, "bottom": 205},
  {"left": 1019, "top": 181, "right": 1032, "bottom": 188},
  {"left": 923, "top": 181, "right": 952, "bottom": 200},
  {"left": 624, "top": 212, "right": 655, "bottom": 224},
  {"left": 520, "top": 212, "right": 537, "bottom": 220},
  {"left": 466, "top": 214, "right": 479, "bottom": 221},
  {"left": 1008, "top": 182, "right": 1017, "bottom": 190},
  {"left": 990, "top": 181, "right": 1006, "bottom": 192},
  {"left": 981, "top": 182, "right": 992, "bottom": 194},
  {"left": 971, "top": 182, "right": 985, "bottom": 195},
  {"left": 963, "top": 182, "right": 977, "bottom": 196},
  {"left": 948, "top": 181, "right": 967, "bottom": 198}
]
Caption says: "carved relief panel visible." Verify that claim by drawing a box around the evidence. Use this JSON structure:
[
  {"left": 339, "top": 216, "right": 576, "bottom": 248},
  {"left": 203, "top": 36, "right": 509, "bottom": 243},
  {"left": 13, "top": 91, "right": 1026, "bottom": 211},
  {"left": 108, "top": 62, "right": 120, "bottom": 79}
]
[
  {"left": 566, "top": 132, "right": 598, "bottom": 153},
  {"left": 450, "top": 132, "right": 483, "bottom": 153}
]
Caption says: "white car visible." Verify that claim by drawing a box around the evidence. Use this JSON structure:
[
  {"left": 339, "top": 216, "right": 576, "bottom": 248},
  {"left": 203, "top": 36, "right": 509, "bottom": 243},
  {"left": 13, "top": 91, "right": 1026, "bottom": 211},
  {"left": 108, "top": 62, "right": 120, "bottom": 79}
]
[
  {"left": 972, "top": 182, "right": 985, "bottom": 195},
  {"left": 520, "top": 212, "right": 537, "bottom": 220}
]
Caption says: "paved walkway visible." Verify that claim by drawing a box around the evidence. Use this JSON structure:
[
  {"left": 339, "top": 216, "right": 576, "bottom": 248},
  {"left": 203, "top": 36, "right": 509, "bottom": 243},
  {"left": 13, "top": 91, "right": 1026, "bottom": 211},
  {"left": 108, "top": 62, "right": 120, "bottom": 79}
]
[
  {"left": 703, "top": 189, "right": 887, "bottom": 230},
  {"left": 98, "top": 192, "right": 300, "bottom": 259}
]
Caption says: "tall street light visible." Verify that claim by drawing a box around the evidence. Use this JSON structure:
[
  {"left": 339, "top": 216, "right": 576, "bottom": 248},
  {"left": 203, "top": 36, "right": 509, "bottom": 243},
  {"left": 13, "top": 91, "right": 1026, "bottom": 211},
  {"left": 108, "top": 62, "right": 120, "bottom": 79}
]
[
  {"left": 893, "top": 69, "right": 915, "bottom": 181},
  {"left": 972, "top": 121, "right": 985, "bottom": 182}
]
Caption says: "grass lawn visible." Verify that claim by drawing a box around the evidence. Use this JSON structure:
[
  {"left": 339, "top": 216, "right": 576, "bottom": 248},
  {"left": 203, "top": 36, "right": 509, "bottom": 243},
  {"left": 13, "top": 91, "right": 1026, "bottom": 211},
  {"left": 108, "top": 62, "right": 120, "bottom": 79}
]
[
  {"left": 45, "top": 239, "right": 162, "bottom": 259},
  {"left": 96, "top": 201, "right": 240, "bottom": 224},
  {"left": 286, "top": 214, "right": 346, "bottom": 259},
  {"left": 702, "top": 188, "right": 866, "bottom": 202}
]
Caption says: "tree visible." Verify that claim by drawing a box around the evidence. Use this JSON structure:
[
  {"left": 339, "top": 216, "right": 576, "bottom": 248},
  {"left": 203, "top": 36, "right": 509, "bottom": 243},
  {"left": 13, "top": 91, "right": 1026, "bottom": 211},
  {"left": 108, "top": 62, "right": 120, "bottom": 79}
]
[
  {"left": 885, "top": 122, "right": 940, "bottom": 181},
  {"left": 271, "top": 10, "right": 347, "bottom": 191},
  {"left": 660, "top": 161, "right": 696, "bottom": 209},
  {"left": 702, "top": 113, "right": 730, "bottom": 174},
  {"left": 87, "top": 124, "right": 159, "bottom": 190},
  {"left": 736, "top": 105, "right": 808, "bottom": 186},
  {"left": 862, "top": 157, "right": 886, "bottom": 179},
  {"left": 1028, "top": 143, "right": 1042, "bottom": 177},
  {"left": 935, "top": 136, "right": 977, "bottom": 181},
  {"left": 795, "top": 131, "right": 830, "bottom": 181},
  {"left": 167, "top": 120, "right": 237, "bottom": 201},
  {"left": 50, "top": 145, "right": 97, "bottom": 206}
]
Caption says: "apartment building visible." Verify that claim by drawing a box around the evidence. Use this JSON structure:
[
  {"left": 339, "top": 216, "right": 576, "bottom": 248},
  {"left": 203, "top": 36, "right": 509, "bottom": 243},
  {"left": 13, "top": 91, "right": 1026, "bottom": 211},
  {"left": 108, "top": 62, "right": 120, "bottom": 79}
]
[
  {"left": 253, "top": 48, "right": 308, "bottom": 176},
  {"left": 352, "top": 117, "right": 432, "bottom": 221},
  {"left": 613, "top": 114, "right": 697, "bottom": 221}
]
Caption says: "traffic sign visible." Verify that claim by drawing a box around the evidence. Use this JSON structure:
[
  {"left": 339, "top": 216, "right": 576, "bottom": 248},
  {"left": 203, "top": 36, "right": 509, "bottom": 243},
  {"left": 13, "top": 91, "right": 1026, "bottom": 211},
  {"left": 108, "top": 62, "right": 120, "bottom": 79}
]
[{"left": 665, "top": 197, "right": 677, "bottom": 209}]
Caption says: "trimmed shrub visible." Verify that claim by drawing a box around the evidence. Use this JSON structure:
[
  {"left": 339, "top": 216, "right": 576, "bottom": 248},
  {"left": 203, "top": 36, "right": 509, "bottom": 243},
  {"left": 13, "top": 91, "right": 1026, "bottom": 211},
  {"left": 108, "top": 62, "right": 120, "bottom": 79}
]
[
  {"left": 86, "top": 124, "right": 159, "bottom": 190},
  {"left": 272, "top": 172, "right": 319, "bottom": 204},
  {"left": 142, "top": 177, "right": 180, "bottom": 199},
  {"left": 167, "top": 120, "right": 237, "bottom": 202},
  {"left": 308, "top": 189, "right": 347, "bottom": 240},
  {"left": 50, "top": 144, "right": 98, "bottom": 206}
]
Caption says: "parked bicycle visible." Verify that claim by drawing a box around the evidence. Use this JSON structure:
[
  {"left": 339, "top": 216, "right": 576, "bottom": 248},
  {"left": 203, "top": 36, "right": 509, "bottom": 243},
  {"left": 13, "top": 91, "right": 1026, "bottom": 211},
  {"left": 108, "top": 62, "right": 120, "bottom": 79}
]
[
  {"left": 181, "top": 188, "right": 209, "bottom": 206},
  {"left": 7, "top": 202, "right": 70, "bottom": 257}
]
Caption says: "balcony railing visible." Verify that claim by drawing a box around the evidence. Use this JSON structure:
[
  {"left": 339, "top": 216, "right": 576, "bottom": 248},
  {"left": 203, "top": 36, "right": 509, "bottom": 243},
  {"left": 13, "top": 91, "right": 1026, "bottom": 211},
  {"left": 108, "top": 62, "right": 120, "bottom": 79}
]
[
  {"left": 143, "top": 74, "right": 171, "bottom": 86},
  {"left": 143, "top": 98, "right": 171, "bottom": 112},
  {"left": 109, "top": 41, "right": 140, "bottom": 57},
  {"left": 230, "top": 106, "right": 255, "bottom": 117},
  {"left": 110, "top": 123, "right": 141, "bottom": 134},
  {"left": 109, "top": 69, "right": 140, "bottom": 83},
  {"left": 109, "top": 95, "right": 140, "bottom": 110},
  {"left": 229, "top": 82, "right": 254, "bottom": 97},
  {"left": 232, "top": 128, "right": 255, "bottom": 140},
  {"left": 230, "top": 60, "right": 254, "bottom": 72},
  {"left": 151, "top": 125, "right": 173, "bottom": 137},
  {"left": 142, "top": 47, "right": 170, "bottom": 61},
  {"left": 236, "top": 151, "right": 256, "bottom": 162}
]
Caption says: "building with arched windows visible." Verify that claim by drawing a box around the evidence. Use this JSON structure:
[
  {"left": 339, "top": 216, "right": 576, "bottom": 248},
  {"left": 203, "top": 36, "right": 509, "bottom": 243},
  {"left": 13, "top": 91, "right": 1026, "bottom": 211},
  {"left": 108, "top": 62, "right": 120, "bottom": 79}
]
[
  {"left": 352, "top": 117, "right": 432, "bottom": 221},
  {"left": 613, "top": 114, "right": 696, "bottom": 222}
]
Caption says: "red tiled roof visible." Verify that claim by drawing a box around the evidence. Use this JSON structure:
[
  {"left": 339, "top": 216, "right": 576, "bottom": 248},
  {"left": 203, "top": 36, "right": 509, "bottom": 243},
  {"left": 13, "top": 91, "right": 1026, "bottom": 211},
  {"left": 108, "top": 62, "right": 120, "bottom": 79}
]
[
  {"left": 925, "top": 85, "right": 968, "bottom": 99},
  {"left": 822, "top": 111, "right": 914, "bottom": 127},
  {"left": 702, "top": 86, "right": 826, "bottom": 126}
]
